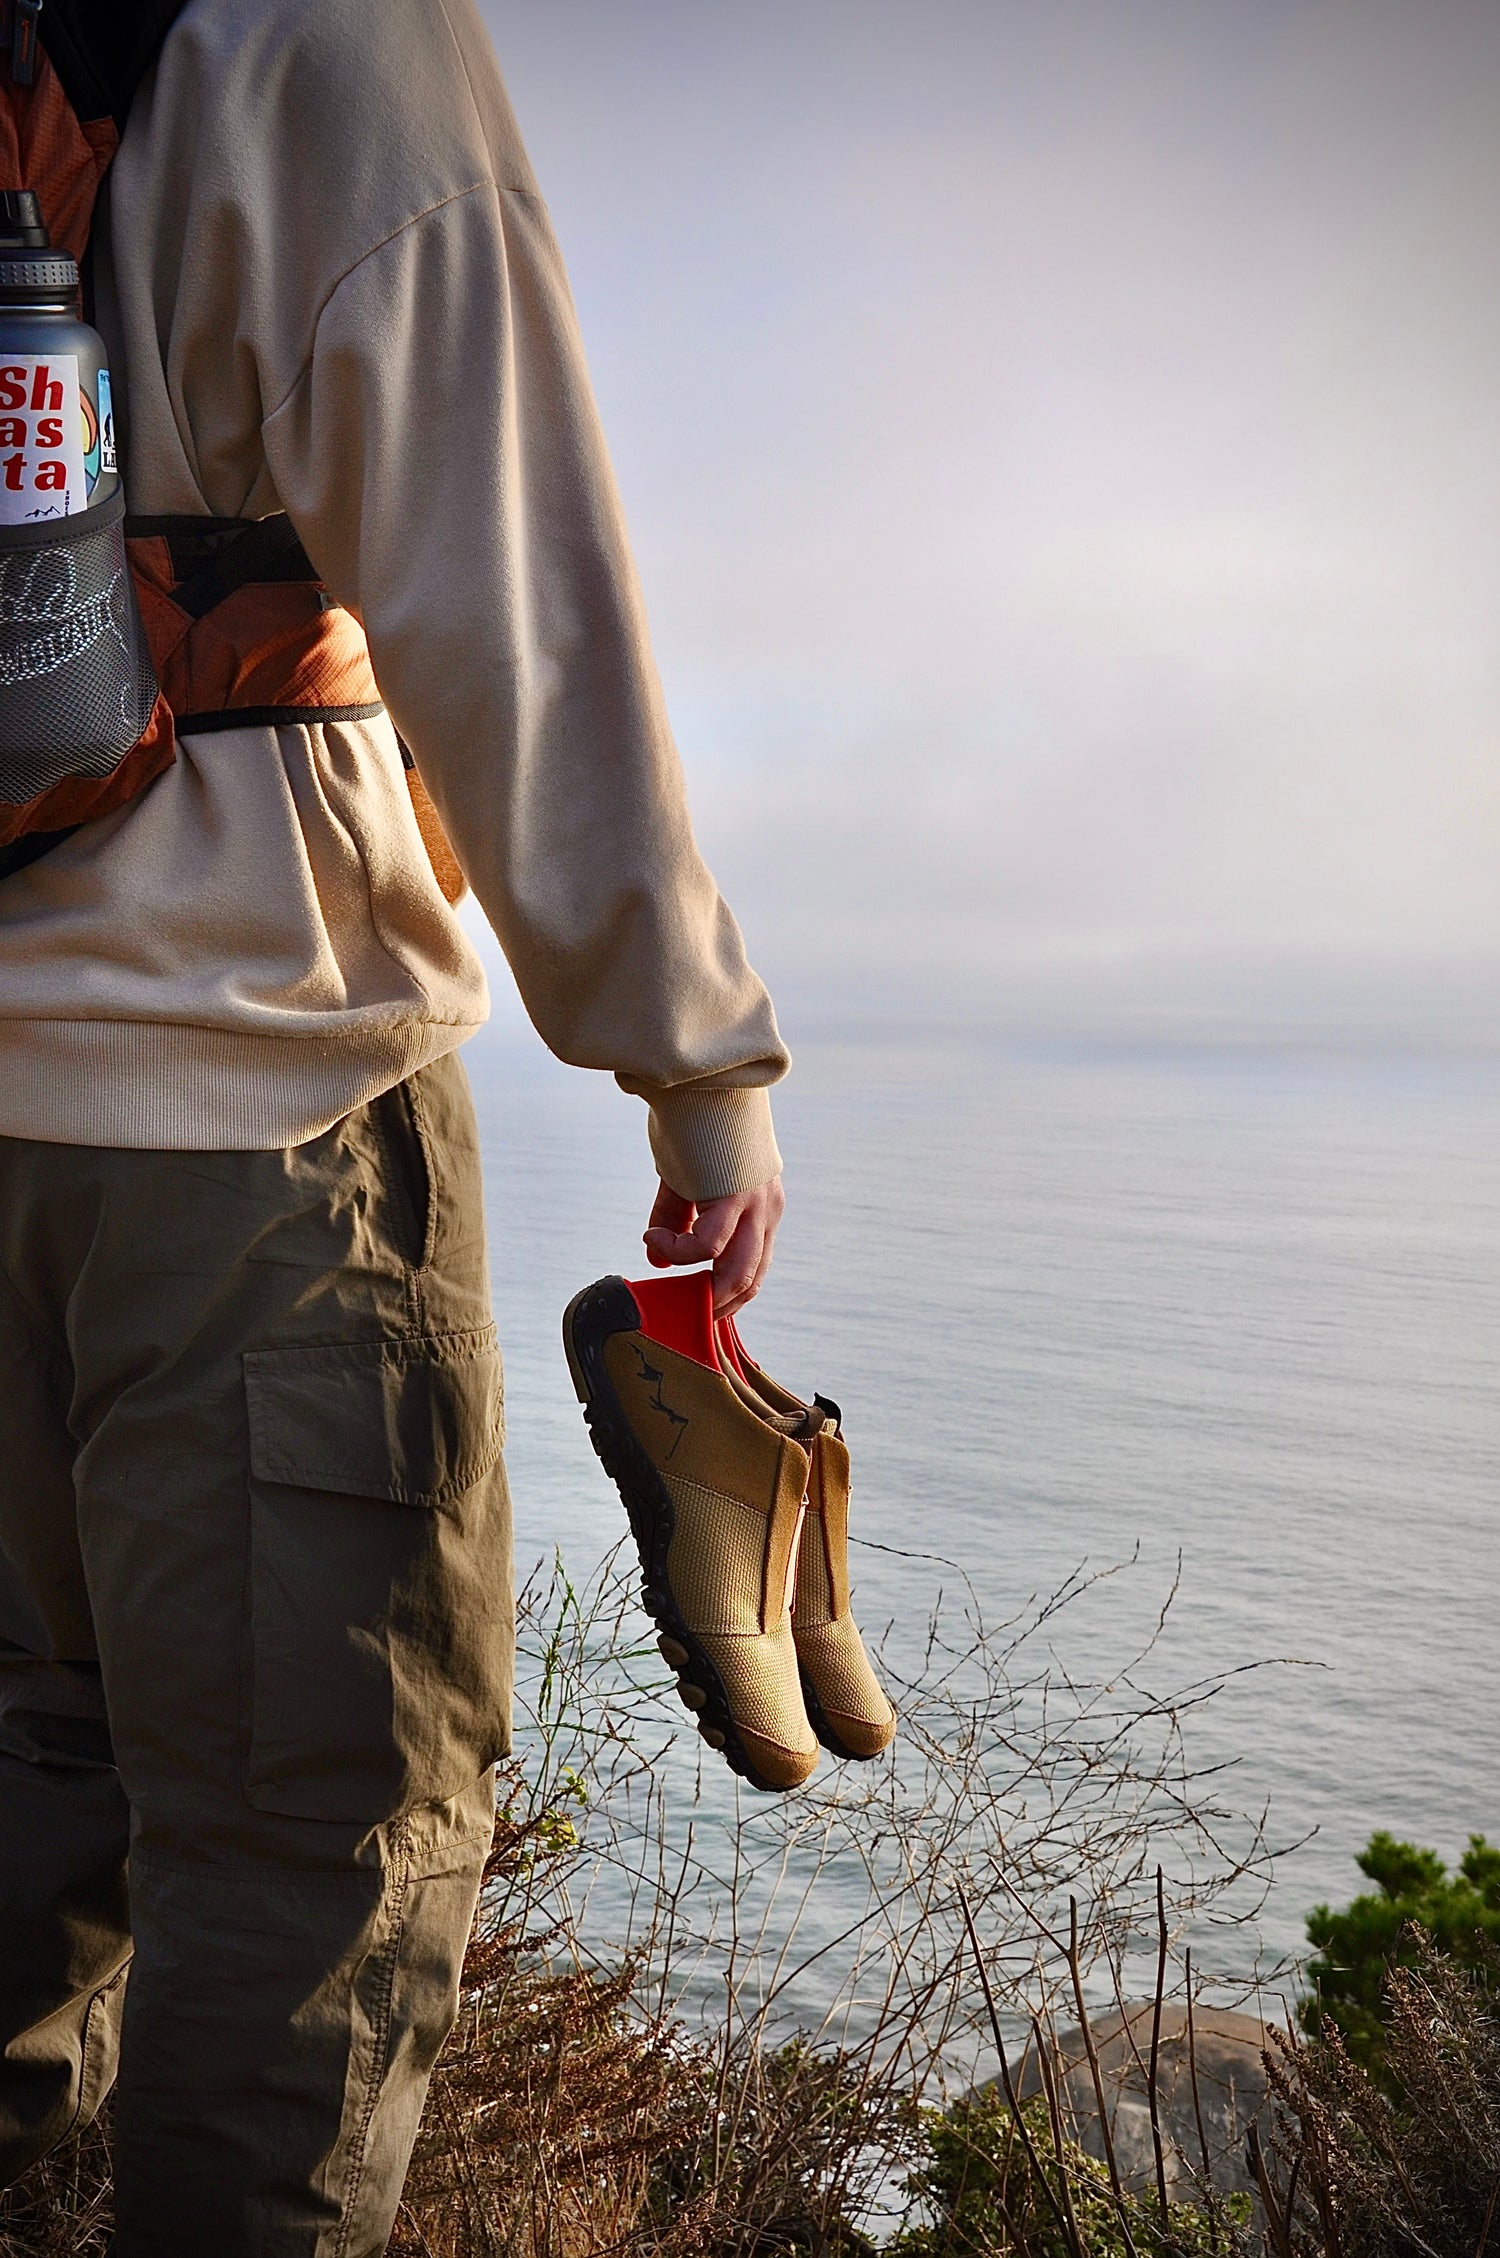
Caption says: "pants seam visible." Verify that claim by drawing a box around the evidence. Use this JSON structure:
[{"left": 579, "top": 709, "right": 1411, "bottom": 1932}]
[
  {"left": 125, "top": 1811, "right": 496, "bottom": 1885},
  {"left": 334, "top": 1821, "right": 413, "bottom": 2257}
]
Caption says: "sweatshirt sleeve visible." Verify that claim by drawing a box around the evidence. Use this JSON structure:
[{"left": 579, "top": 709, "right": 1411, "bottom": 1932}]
[{"left": 260, "top": 160, "right": 786, "bottom": 1202}]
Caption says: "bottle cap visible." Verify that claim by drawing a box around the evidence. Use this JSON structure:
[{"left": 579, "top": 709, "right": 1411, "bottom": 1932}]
[{"left": 0, "top": 192, "right": 79, "bottom": 303}]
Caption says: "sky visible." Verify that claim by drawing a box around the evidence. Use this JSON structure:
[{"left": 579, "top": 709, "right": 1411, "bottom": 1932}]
[{"left": 482, "top": 0, "right": 1500, "bottom": 1022}]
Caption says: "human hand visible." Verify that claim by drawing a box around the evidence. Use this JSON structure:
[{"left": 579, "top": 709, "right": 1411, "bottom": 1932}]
[{"left": 641, "top": 1175, "right": 786, "bottom": 1318}]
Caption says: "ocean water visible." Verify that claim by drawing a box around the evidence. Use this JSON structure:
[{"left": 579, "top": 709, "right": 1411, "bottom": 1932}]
[{"left": 465, "top": 1003, "right": 1500, "bottom": 2008}]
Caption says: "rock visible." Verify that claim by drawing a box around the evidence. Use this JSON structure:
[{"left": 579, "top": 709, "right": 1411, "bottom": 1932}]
[{"left": 1009, "top": 2002, "right": 1271, "bottom": 2201}]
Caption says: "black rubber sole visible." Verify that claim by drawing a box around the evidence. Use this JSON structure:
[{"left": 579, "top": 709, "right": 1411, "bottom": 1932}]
[{"left": 561, "top": 1275, "right": 788, "bottom": 1794}]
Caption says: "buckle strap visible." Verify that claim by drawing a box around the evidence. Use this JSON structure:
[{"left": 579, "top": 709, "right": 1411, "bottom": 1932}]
[
  {"left": 125, "top": 512, "right": 320, "bottom": 620},
  {"left": 8, "top": 0, "right": 42, "bottom": 88}
]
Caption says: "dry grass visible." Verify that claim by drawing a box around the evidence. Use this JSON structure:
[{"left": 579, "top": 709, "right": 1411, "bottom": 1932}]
[
  {"left": 0, "top": 2112, "right": 113, "bottom": 2258},
  {"left": 1, "top": 1545, "right": 1289, "bottom": 2256},
  {"left": 391, "top": 1809, "right": 694, "bottom": 2257}
]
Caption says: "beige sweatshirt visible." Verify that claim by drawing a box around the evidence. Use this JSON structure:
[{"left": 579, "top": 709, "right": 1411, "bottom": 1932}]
[{"left": 0, "top": 0, "right": 787, "bottom": 1202}]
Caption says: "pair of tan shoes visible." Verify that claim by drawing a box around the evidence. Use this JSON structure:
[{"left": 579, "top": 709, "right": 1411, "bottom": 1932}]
[{"left": 563, "top": 1272, "right": 896, "bottom": 1791}]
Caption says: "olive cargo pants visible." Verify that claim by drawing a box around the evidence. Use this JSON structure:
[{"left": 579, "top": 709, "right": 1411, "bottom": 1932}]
[{"left": 0, "top": 1052, "right": 513, "bottom": 2256}]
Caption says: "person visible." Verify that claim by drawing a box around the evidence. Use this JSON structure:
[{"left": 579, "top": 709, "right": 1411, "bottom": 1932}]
[{"left": 0, "top": 1, "right": 787, "bottom": 2250}]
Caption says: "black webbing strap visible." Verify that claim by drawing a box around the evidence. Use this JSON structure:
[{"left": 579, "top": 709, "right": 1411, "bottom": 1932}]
[
  {"left": 172, "top": 702, "right": 385, "bottom": 736},
  {"left": 125, "top": 512, "right": 322, "bottom": 620},
  {"left": 0, "top": 824, "right": 75, "bottom": 881},
  {"left": 124, "top": 510, "right": 383, "bottom": 733},
  {"left": 34, "top": 0, "right": 191, "bottom": 132}
]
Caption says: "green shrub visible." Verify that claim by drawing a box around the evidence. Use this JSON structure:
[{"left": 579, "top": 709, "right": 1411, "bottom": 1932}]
[
  {"left": 894, "top": 2087, "right": 1250, "bottom": 2258},
  {"left": 1301, "top": 1832, "right": 1500, "bottom": 2079},
  {"left": 1263, "top": 1933, "right": 1500, "bottom": 2257}
]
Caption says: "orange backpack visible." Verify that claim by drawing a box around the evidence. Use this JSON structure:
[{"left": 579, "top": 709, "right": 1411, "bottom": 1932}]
[{"left": 0, "top": 0, "right": 461, "bottom": 895}]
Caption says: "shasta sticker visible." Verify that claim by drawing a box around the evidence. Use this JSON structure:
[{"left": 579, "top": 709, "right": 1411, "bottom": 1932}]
[{"left": 0, "top": 356, "right": 89, "bottom": 521}]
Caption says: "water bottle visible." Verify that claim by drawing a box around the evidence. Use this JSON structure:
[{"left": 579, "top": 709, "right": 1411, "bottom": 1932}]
[
  {"left": 0, "top": 188, "right": 117, "bottom": 521},
  {"left": 0, "top": 188, "right": 156, "bottom": 803}
]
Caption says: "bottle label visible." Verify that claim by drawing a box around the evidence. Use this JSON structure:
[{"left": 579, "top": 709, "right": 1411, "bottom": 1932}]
[{"left": 0, "top": 355, "right": 89, "bottom": 522}]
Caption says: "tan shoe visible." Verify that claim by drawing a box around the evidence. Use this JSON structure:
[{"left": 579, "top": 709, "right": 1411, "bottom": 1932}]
[
  {"left": 563, "top": 1273, "right": 820, "bottom": 1792},
  {"left": 720, "top": 1321, "right": 897, "bottom": 1763}
]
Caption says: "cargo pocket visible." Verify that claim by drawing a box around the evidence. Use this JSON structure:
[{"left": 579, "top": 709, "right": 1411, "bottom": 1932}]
[{"left": 242, "top": 1327, "right": 513, "bottom": 1823}]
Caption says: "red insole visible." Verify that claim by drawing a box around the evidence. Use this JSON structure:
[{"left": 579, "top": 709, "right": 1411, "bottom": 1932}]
[{"left": 627, "top": 1269, "right": 752, "bottom": 1377}]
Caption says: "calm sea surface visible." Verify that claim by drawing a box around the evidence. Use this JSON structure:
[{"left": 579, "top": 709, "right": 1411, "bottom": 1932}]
[{"left": 465, "top": 1004, "right": 1500, "bottom": 2003}]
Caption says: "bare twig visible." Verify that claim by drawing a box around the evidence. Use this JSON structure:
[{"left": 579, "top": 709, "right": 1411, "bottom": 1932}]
[
  {"left": 1147, "top": 1866, "right": 1171, "bottom": 2229},
  {"left": 959, "top": 1886, "right": 1083, "bottom": 2258}
]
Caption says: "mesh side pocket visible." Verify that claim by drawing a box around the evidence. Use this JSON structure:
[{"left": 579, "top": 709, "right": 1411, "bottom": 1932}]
[{"left": 0, "top": 490, "right": 158, "bottom": 803}]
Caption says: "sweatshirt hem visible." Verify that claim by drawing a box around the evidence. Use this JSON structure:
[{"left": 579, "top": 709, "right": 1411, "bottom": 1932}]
[{"left": 0, "top": 1017, "right": 484, "bottom": 1150}]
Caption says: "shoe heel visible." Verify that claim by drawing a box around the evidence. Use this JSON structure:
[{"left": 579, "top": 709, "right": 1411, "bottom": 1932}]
[{"left": 561, "top": 1284, "right": 594, "bottom": 1405}]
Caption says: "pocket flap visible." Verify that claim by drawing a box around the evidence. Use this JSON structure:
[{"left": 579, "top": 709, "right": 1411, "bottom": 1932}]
[{"left": 245, "top": 1328, "right": 503, "bottom": 1507}]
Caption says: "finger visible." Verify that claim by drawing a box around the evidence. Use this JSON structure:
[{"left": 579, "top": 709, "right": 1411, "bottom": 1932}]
[
  {"left": 648, "top": 1181, "right": 694, "bottom": 1234},
  {"left": 714, "top": 1253, "right": 766, "bottom": 1319},
  {"left": 721, "top": 1179, "right": 782, "bottom": 1313},
  {"left": 642, "top": 1226, "right": 718, "bottom": 1268},
  {"left": 643, "top": 1182, "right": 694, "bottom": 1267},
  {"left": 744, "top": 1223, "right": 776, "bottom": 1306},
  {"left": 711, "top": 1209, "right": 763, "bottom": 1316},
  {"left": 682, "top": 1195, "right": 741, "bottom": 1262}
]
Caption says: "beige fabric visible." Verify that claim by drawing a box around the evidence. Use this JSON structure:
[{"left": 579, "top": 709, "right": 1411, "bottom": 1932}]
[
  {"left": 791, "top": 1433, "right": 894, "bottom": 1750},
  {"left": 807, "top": 1432, "right": 853, "bottom": 1616},
  {"left": 0, "top": 0, "right": 787, "bottom": 1200},
  {"left": 795, "top": 1512, "right": 837, "bottom": 1627},
  {"left": 664, "top": 1476, "right": 770, "bottom": 1638},
  {"left": 793, "top": 1617, "right": 895, "bottom": 1737}
]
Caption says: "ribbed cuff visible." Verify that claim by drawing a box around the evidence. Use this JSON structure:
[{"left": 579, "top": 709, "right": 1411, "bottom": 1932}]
[{"left": 644, "top": 1083, "right": 783, "bottom": 1203}]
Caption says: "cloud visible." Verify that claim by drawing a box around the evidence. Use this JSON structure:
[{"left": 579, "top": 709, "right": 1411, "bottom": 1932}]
[{"left": 484, "top": 0, "right": 1500, "bottom": 1001}]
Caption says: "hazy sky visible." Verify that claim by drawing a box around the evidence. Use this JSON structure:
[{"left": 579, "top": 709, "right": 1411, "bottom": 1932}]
[{"left": 483, "top": 1, "right": 1500, "bottom": 1009}]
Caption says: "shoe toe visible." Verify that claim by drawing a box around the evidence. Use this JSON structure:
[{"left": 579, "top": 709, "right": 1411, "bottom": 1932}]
[
  {"left": 736, "top": 1724, "right": 820, "bottom": 1791},
  {"left": 815, "top": 1704, "right": 896, "bottom": 1760},
  {"left": 793, "top": 1619, "right": 897, "bottom": 1760},
  {"left": 695, "top": 1623, "right": 818, "bottom": 1789}
]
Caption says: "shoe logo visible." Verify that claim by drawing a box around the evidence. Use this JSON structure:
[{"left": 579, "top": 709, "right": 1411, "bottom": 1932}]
[{"left": 630, "top": 1343, "right": 689, "bottom": 1460}]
